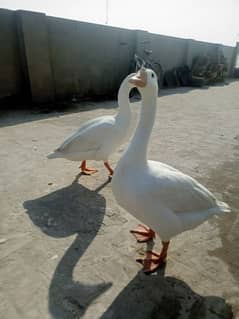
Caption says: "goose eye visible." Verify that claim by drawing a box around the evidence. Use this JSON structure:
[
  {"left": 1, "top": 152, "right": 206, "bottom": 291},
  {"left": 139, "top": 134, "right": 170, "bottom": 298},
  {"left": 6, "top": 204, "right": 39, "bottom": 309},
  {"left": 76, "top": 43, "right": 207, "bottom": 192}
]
[{"left": 151, "top": 73, "right": 155, "bottom": 78}]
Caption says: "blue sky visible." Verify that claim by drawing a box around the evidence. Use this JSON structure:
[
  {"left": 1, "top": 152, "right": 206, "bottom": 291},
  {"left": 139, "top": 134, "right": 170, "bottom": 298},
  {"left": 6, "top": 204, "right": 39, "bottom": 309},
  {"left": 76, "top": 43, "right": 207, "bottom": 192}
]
[{"left": 1, "top": 0, "right": 238, "bottom": 46}]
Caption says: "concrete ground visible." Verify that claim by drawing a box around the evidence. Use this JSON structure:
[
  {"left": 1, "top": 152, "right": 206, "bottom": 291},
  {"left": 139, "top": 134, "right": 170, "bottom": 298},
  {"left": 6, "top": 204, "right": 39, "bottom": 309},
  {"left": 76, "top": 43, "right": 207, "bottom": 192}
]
[{"left": 0, "top": 81, "right": 239, "bottom": 319}]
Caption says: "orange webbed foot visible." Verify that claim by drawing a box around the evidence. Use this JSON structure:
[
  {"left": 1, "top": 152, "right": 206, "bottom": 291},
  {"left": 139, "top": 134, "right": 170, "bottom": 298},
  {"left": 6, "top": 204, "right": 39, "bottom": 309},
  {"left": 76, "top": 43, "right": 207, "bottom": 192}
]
[
  {"left": 136, "top": 241, "right": 170, "bottom": 274},
  {"left": 80, "top": 168, "right": 98, "bottom": 175},
  {"left": 130, "top": 224, "right": 155, "bottom": 243},
  {"left": 79, "top": 160, "right": 98, "bottom": 175},
  {"left": 136, "top": 251, "right": 166, "bottom": 274}
]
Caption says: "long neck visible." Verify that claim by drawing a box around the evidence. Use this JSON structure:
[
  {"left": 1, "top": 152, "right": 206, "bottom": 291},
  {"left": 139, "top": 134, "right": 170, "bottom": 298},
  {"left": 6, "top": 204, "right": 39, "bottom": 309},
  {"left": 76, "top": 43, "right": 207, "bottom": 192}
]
[
  {"left": 123, "top": 89, "right": 157, "bottom": 165},
  {"left": 115, "top": 78, "right": 132, "bottom": 121}
]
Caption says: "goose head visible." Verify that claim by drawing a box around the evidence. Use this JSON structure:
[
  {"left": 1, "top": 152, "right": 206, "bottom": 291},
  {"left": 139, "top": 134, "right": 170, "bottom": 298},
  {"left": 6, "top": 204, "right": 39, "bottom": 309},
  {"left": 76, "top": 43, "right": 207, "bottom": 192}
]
[
  {"left": 129, "top": 68, "right": 158, "bottom": 95},
  {"left": 118, "top": 73, "right": 137, "bottom": 98}
]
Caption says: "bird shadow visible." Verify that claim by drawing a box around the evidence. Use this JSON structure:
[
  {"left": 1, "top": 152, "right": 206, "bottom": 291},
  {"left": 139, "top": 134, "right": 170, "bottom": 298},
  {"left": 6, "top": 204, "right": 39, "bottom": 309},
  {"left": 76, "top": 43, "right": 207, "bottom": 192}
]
[
  {"left": 23, "top": 174, "right": 111, "bottom": 319},
  {"left": 100, "top": 270, "right": 233, "bottom": 319},
  {"left": 97, "top": 207, "right": 232, "bottom": 319},
  {"left": 23, "top": 172, "right": 234, "bottom": 319}
]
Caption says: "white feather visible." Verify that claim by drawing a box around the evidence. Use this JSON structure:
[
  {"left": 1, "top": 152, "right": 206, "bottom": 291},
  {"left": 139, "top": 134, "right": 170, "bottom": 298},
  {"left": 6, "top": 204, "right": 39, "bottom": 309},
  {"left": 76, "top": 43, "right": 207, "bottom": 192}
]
[
  {"left": 47, "top": 74, "right": 135, "bottom": 162},
  {"left": 112, "top": 69, "right": 231, "bottom": 241}
]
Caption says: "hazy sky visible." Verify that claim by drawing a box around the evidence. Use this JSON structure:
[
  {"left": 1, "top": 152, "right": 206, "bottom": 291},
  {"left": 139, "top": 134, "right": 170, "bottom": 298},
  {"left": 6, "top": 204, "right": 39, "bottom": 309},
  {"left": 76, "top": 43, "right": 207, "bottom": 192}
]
[{"left": 1, "top": 0, "right": 238, "bottom": 46}]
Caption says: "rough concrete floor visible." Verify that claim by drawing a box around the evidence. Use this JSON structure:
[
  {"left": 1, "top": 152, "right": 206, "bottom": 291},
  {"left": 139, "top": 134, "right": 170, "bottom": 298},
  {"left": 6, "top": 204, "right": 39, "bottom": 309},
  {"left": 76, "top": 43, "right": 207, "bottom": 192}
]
[{"left": 0, "top": 82, "right": 239, "bottom": 319}]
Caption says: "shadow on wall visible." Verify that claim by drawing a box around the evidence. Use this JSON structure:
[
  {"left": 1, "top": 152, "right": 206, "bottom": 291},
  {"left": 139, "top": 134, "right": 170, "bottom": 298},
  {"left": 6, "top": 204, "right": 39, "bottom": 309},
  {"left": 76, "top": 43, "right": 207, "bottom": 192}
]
[
  {"left": 0, "top": 99, "right": 118, "bottom": 128},
  {"left": 24, "top": 174, "right": 112, "bottom": 319},
  {"left": 100, "top": 270, "right": 232, "bottom": 319},
  {"left": 159, "top": 81, "right": 231, "bottom": 97},
  {"left": 1, "top": 79, "right": 234, "bottom": 129}
]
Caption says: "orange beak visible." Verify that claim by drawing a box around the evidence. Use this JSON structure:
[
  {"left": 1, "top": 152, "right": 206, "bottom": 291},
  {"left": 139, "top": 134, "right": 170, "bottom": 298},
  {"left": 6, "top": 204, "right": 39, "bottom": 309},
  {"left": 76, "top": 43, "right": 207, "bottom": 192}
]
[{"left": 129, "top": 69, "right": 147, "bottom": 88}]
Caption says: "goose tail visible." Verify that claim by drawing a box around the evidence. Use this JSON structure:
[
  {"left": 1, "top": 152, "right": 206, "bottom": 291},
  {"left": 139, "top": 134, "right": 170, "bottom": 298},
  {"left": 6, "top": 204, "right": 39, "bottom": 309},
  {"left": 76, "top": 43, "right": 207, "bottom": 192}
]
[
  {"left": 216, "top": 200, "right": 231, "bottom": 214},
  {"left": 179, "top": 201, "right": 231, "bottom": 232},
  {"left": 47, "top": 148, "right": 62, "bottom": 159}
]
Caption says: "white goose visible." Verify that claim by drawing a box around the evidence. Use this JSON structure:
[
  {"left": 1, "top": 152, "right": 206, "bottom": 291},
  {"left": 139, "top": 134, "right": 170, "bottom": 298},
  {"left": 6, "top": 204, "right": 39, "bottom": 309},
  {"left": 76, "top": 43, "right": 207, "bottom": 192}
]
[
  {"left": 48, "top": 74, "right": 135, "bottom": 177},
  {"left": 112, "top": 68, "right": 231, "bottom": 273}
]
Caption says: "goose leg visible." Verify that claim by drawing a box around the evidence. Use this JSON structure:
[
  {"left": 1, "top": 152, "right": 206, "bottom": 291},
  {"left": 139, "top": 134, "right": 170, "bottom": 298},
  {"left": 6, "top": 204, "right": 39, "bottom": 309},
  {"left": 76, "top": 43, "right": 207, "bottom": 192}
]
[
  {"left": 79, "top": 160, "right": 98, "bottom": 175},
  {"left": 104, "top": 161, "right": 114, "bottom": 177},
  {"left": 130, "top": 224, "right": 155, "bottom": 242},
  {"left": 136, "top": 241, "right": 170, "bottom": 274}
]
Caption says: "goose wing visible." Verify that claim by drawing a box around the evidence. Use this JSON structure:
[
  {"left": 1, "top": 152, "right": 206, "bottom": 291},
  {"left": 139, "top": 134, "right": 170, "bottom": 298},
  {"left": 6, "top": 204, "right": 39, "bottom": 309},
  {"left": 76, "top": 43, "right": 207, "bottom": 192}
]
[
  {"left": 57, "top": 116, "right": 115, "bottom": 154},
  {"left": 148, "top": 161, "right": 220, "bottom": 214}
]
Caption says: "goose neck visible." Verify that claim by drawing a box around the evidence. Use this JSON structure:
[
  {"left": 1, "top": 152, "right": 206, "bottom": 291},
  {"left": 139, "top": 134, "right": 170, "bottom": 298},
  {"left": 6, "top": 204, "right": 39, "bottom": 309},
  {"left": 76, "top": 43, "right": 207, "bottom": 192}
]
[
  {"left": 123, "top": 90, "right": 157, "bottom": 165},
  {"left": 116, "top": 78, "right": 132, "bottom": 120}
]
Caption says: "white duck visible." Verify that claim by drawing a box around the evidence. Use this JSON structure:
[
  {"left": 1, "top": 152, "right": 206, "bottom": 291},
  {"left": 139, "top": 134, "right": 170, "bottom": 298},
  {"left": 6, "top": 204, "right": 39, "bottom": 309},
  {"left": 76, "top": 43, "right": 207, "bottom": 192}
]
[
  {"left": 48, "top": 74, "right": 135, "bottom": 177},
  {"left": 112, "top": 68, "right": 231, "bottom": 273}
]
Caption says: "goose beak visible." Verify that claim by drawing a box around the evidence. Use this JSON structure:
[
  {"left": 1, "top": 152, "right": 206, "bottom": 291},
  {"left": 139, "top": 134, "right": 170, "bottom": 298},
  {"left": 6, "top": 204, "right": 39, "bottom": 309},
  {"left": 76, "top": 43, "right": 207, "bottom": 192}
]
[{"left": 129, "top": 69, "right": 147, "bottom": 87}]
